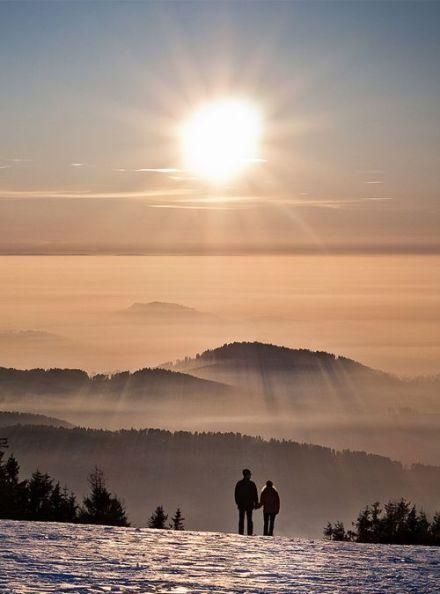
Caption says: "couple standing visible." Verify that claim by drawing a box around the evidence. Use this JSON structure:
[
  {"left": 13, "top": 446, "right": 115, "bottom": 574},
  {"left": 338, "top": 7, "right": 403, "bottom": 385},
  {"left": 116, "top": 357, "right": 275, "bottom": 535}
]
[{"left": 234, "top": 468, "right": 280, "bottom": 536}]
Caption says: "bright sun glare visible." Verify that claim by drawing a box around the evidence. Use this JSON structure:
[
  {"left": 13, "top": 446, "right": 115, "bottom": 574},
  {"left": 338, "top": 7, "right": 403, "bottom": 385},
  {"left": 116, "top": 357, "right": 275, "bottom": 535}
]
[{"left": 180, "top": 98, "right": 262, "bottom": 183}]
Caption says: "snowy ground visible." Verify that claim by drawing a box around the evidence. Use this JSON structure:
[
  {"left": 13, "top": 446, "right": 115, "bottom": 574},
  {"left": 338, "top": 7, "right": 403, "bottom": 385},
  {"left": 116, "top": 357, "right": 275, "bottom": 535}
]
[{"left": 1, "top": 521, "right": 439, "bottom": 593}]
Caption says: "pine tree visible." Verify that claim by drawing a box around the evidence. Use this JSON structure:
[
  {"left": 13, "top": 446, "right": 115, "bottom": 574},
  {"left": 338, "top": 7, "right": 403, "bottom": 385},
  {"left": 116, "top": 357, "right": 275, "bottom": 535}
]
[
  {"left": 355, "top": 505, "right": 372, "bottom": 543},
  {"left": 331, "top": 521, "right": 347, "bottom": 541},
  {"left": 27, "top": 470, "right": 53, "bottom": 520},
  {"left": 148, "top": 505, "right": 168, "bottom": 529},
  {"left": 323, "top": 522, "right": 333, "bottom": 540},
  {"left": 430, "top": 512, "right": 440, "bottom": 545},
  {"left": 325, "top": 499, "right": 440, "bottom": 545},
  {"left": 50, "top": 482, "right": 77, "bottom": 522},
  {"left": 79, "top": 466, "right": 129, "bottom": 527},
  {"left": 0, "top": 453, "right": 28, "bottom": 519},
  {"left": 170, "top": 507, "right": 185, "bottom": 530}
]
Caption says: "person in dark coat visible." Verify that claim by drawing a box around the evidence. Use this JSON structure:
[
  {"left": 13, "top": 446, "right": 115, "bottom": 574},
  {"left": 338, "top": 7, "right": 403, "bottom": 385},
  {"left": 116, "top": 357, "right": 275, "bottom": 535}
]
[
  {"left": 234, "top": 468, "right": 259, "bottom": 535},
  {"left": 259, "top": 480, "right": 280, "bottom": 536}
]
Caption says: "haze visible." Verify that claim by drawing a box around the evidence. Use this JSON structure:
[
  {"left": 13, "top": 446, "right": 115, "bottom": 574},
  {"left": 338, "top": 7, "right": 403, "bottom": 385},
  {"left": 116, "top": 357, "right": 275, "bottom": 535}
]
[
  {"left": 1, "top": 254, "right": 439, "bottom": 377},
  {"left": 1, "top": 0, "right": 440, "bottom": 494}
]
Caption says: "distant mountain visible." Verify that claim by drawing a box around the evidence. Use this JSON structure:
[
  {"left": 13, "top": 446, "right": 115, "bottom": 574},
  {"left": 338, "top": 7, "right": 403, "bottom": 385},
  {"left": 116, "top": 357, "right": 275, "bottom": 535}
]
[
  {"left": 0, "top": 330, "right": 64, "bottom": 342},
  {"left": 165, "top": 341, "right": 401, "bottom": 410},
  {"left": 0, "top": 329, "right": 86, "bottom": 371},
  {"left": 2, "top": 342, "right": 440, "bottom": 464},
  {"left": 170, "top": 341, "right": 371, "bottom": 374},
  {"left": 0, "top": 365, "right": 228, "bottom": 401},
  {"left": 0, "top": 410, "right": 73, "bottom": 429},
  {"left": 166, "top": 341, "right": 438, "bottom": 401},
  {"left": 118, "top": 301, "right": 218, "bottom": 323}
]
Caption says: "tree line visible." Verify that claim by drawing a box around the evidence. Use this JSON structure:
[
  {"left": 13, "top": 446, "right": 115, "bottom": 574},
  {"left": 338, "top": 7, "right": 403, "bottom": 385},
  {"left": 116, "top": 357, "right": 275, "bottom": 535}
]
[
  {"left": 0, "top": 450, "right": 184, "bottom": 529},
  {"left": 4, "top": 423, "right": 440, "bottom": 536},
  {"left": 325, "top": 498, "right": 440, "bottom": 546}
]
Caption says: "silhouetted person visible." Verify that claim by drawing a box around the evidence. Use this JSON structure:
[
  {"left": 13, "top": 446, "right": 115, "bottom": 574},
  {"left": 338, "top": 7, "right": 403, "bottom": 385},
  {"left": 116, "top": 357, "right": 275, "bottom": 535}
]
[
  {"left": 260, "top": 480, "right": 280, "bottom": 536},
  {"left": 234, "top": 468, "right": 258, "bottom": 535}
]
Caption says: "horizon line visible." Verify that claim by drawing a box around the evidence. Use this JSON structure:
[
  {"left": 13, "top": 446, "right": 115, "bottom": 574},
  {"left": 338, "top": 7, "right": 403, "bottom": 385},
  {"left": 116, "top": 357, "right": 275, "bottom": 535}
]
[{"left": 1, "top": 244, "right": 440, "bottom": 256}]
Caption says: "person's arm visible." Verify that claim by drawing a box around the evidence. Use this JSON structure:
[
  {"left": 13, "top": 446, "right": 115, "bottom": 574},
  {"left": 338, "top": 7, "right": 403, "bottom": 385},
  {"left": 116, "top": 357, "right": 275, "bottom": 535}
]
[
  {"left": 258, "top": 489, "right": 265, "bottom": 509},
  {"left": 275, "top": 491, "right": 280, "bottom": 514},
  {"left": 252, "top": 482, "right": 259, "bottom": 507},
  {"left": 234, "top": 482, "right": 240, "bottom": 506}
]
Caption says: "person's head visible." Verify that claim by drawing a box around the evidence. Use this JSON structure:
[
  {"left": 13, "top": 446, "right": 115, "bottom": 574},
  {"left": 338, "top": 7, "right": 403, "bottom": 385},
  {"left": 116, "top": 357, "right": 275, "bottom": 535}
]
[
  {"left": 242, "top": 468, "right": 252, "bottom": 479},
  {"left": 265, "top": 480, "right": 273, "bottom": 488}
]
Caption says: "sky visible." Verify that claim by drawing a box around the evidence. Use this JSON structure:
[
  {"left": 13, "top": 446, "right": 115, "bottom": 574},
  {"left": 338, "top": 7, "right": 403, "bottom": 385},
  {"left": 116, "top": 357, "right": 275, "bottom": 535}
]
[{"left": 1, "top": 0, "right": 439, "bottom": 254}]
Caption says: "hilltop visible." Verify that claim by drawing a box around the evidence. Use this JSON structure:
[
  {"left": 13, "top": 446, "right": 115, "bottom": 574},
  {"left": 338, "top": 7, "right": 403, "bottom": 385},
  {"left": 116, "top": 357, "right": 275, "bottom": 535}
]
[
  {"left": 0, "top": 411, "right": 73, "bottom": 429},
  {"left": 1, "top": 521, "right": 438, "bottom": 593},
  {"left": 168, "top": 341, "right": 371, "bottom": 374},
  {"left": 118, "top": 301, "right": 218, "bottom": 323},
  {"left": 0, "top": 365, "right": 228, "bottom": 400},
  {"left": 165, "top": 341, "right": 435, "bottom": 412}
]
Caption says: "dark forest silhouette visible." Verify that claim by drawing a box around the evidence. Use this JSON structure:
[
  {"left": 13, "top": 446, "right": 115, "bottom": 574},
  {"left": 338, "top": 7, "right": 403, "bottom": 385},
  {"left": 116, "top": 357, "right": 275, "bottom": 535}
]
[
  {"left": 2, "top": 424, "right": 440, "bottom": 535},
  {"left": 2, "top": 342, "right": 440, "bottom": 466},
  {"left": 325, "top": 498, "right": 440, "bottom": 546},
  {"left": 0, "top": 449, "right": 128, "bottom": 526}
]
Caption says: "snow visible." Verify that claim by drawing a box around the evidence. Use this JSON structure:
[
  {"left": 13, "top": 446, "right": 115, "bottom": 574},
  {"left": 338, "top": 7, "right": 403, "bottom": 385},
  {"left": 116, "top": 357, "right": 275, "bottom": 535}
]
[{"left": 1, "top": 521, "right": 439, "bottom": 593}]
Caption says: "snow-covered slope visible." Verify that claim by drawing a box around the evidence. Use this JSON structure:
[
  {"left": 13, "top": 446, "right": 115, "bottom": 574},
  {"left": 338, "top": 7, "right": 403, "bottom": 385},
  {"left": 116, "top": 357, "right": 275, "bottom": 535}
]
[{"left": 1, "top": 521, "right": 439, "bottom": 593}]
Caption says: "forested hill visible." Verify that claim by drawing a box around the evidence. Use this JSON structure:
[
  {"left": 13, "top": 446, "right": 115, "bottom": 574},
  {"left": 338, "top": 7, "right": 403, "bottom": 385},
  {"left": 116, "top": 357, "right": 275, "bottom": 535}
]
[
  {"left": 0, "top": 366, "right": 229, "bottom": 401},
  {"left": 165, "top": 341, "right": 440, "bottom": 413},
  {"left": 168, "top": 341, "right": 384, "bottom": 375},
  {"left": 2, "top": 424, "right": 440, "bottom": 537},
  {"left": 0, "top": 411, "right": 73, "bottom": 428}
]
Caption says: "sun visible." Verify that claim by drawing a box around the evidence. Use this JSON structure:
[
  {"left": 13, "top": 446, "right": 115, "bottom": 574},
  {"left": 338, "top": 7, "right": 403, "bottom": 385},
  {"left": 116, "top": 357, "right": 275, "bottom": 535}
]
[{"left": 180, "top": 98, "right": 262, "bottom": 183}]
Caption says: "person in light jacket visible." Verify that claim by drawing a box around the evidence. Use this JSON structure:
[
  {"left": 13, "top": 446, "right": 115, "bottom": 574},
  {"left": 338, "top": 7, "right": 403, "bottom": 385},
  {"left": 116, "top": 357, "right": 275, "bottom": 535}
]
[{"left": 259, "top": 480, "right": 280, "bottom": 536}]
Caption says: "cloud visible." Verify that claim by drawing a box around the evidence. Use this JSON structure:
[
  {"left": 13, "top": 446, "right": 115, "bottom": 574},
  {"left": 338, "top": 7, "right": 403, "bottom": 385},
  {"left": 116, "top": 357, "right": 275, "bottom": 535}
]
[
  {"left": 134, "top": 168, "right": 181, "bottom": 173},
  {"left": 366, "top": 181, "right": 383, "bottom": 184},
  {"left": 148, "top": 204, "right": 236, "bottom": 211},
  {"left": 70, "top": 163, "right": 87, "bottom": 167},
  {"left": 0, "top": 165, "right": 12, "bottom": 170},
  {"left": 0, "top": 188, "right": 196, "bottom": 200}
]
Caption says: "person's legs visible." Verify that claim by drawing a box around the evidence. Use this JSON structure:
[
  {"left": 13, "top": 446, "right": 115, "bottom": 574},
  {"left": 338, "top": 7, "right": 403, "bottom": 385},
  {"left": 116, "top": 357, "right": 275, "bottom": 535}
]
[
  {"left": 246, "top": 508, "right": 254, "bottom": 535},
  {"left": 263, "top": 513, "right": 269, "bottom": 536},
  {"left": 238, "top": 509, "right": 245, "bottom": 535},
  {"left": 268, "top": 513, "right": 275, "bottom": 536}
]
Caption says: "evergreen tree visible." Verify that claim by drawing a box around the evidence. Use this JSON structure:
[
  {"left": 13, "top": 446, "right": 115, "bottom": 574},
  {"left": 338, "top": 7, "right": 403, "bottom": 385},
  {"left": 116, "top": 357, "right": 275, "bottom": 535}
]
[
  {"left": 79, "top": 467, "right": 129, "bottom": 527},
  {"left": 0, "top": 453, "right": 28, "bottom": 519},
  {"left": 148, "top": 505, "right": 168, "bottom": 529},
  {"left": 331, "top": 521, "right": 348, "bottom": 541},
  {"left": 326, "top": 499, "right": 440, "bottom": 545},
  {"left": 49, "top": 482, "right": 77, "bottom": 522},
  {"left": 323, "top": 522, "right": 334, "bottom": 540},
  {"left": 170, "top": 507, "right": 185, "bottom": 530},
  {"left": 323, "top": 521, "right": 348, "bottom": 541},
  {"left": 355, "top": 505, "right": 373, "bottom": 543},
  {"left": 27, "top": 470, "right": 53, "bottom": 520},
  {"left": 430, "top": 512, "right": 440, "bottom": 545}
]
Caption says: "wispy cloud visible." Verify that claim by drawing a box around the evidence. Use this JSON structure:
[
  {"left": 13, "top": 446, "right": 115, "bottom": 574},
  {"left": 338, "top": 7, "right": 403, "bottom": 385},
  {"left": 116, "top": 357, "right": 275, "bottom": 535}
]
[
  {"left": 134, "top": 168, "right": 181, "bottom": 173},
  {"left": 366, "top": 180, "right": 383, "bottom": 184},
  {"left": 70, "top": 163, "right": 87, "bottom": 168},
  {"left": 0, "top": 188, "right": 196, "bottom": 200},
  {"left": 148, "top": 204, "right": 236, "bottom": 211},
  {"left": 6, "top": 158, "right": 32, "bottom": 163}
]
